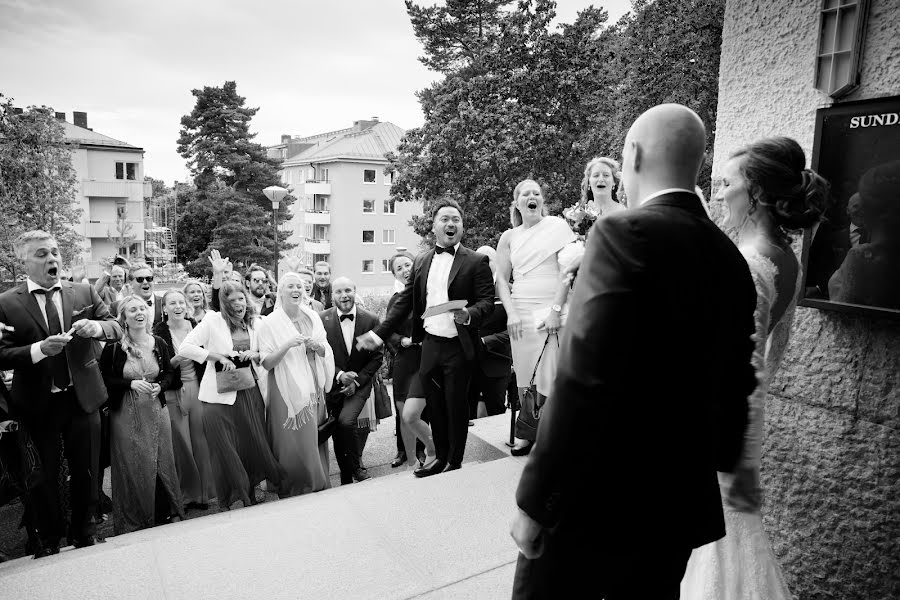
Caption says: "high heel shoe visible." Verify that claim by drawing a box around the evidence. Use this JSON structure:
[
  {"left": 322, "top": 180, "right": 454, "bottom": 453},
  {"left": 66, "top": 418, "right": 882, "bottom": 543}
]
[{"left": 510, "top": 442, "right": 532, "bottom": 456}]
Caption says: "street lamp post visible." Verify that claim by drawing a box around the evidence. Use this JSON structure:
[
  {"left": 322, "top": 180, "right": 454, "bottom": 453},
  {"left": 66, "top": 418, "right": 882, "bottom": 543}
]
[{"left": 262, "top": 186, "right": 289, "bottom": 281}]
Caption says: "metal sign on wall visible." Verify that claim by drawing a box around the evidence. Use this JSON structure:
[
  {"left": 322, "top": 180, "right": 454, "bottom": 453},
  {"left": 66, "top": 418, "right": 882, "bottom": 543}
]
[{"left": 801, "top": 95, "right": 900, "bottom": 320}]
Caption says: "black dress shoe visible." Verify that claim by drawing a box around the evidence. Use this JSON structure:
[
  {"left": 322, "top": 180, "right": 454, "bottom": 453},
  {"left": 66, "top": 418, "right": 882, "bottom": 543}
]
[
  {"left": 73, "top": 535, "right": 106, "bottom": 549},
  {"left": 33, "top": 542, "right": 60, "bottom": 559},
  {"left": 442, "top": 463, "right": 461, "bottom": 473},
  {"left": 352, "top": 468, "right": 371, "bottom": 482},
  {"left": 510, "top": 442, "right": 533, "bottom": 456},
  {"left": 390, "top": 451, "right": 407, "bottom": 468},
  {"left": 413, "top": 459, "right": 447, "bottom": 478}
]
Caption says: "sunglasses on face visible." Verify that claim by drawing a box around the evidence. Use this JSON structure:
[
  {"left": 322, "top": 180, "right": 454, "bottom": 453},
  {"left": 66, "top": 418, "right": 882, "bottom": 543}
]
[{"left": 134, "top": 276, "right": 154, "bottom": 283}]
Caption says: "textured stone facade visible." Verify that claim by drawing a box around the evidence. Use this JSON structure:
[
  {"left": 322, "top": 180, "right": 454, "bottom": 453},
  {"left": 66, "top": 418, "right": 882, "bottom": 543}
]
[{"left": 715, "top": 1, "right": 900, "bottom": 598}]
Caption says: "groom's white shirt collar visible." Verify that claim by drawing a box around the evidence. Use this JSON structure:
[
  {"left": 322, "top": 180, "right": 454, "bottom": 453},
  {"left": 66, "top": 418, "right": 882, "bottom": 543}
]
[{"left": 640, "top": 188, "right": 698, "bottom": 205}]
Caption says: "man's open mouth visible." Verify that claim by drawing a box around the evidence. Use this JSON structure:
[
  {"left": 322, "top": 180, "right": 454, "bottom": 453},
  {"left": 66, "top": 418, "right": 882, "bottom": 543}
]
[{"left": 47, "top": 266, "right": 58, "bottom": 277}]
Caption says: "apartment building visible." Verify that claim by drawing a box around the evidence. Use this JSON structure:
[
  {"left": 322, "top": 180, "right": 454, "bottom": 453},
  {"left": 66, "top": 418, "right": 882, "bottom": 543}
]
[
  {"left": 274, "top": 118, "right": 423, "bottom": 293},
  {"left": 62, "top": 112, "right": 151, "bottom": 278}
]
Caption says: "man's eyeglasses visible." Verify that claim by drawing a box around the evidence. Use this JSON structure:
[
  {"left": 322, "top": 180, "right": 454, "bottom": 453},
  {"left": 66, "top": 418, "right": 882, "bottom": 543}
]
[{"left": 134, "top": 276, "right": 154, "bottom": 283}]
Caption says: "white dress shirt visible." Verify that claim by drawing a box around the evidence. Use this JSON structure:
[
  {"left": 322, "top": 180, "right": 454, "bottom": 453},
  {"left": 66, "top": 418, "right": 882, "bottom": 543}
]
[
  {"left": 423, "top": 243, "right": 459, "bottom": 339},
  {"left": 640, "top": 188, "right": 699, "bottom": 206},
  {"left": 27, "top": 278, "right": 65, "bottom": 365},
  {"left": 338, "top": 305, "right": 357, "bottom": 355}
]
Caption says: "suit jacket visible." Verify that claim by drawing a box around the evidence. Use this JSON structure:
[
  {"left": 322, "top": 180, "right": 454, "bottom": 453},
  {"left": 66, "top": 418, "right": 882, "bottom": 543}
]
[
  {"left": 476, "top": 299, "right": 512, "bottom": 378},
  {"left": 515, "top": 192, "right": 757, "bottom": 550},
  {"left": 98, "top": 335, "right": 177, "bottom": 410},
  {"left": 375, "top": 245, "right": 495, "bottom": 361},
  {"left": 319, "top": 306, "right": 383, "bottom": 395},
  {"left": 93, "top": 272, "right": 125, "bottom": 309},
  {"left": 313, "top": 284, "right": 333, "bottom": 310},
  {"left": 0, "top": 281, "right": 122, "bottom": 421}
]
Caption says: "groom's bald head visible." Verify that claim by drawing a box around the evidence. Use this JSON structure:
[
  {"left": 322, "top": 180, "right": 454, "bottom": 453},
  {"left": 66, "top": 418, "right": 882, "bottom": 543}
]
[{"left": 621, "top": 104, "right": 706, "bottom": 206}]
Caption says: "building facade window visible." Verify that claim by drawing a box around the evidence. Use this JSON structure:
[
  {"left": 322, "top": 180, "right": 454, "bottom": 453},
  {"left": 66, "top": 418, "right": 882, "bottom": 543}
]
[
  {"left": 363, "top": 169, "right": 376, "bottom": 183},
  {"left": 319, "top": 167, "right": 329, "bottom": 182},
  {"left": 383, "top": 229, "right": 395, "bottom": 244},
  {"left": 384, "top": 170, "right": 395, "bottom": 186},
  {"left": 362, "top": 199, "right": 376, "bottom": 213},
  {"left": 383, "top": 199, "right": 396, "bottom": 214},
  {"left": 815, "top": 0, "right": 870, "bottom": 98},
  {"left": 382, "top": 259, "right": 391, "bottom": 273},
  {"left": 362, "top": 259, "right": 374, "bottom": 273},
  {"left": 115, "top": 162, "right": 137, "bottom": 180},
  {"left": 116, "top": 200, "right": 127, "bottom": 219},
  {"left": 362, "top": 230, "right": 375, "bottom": 244}
]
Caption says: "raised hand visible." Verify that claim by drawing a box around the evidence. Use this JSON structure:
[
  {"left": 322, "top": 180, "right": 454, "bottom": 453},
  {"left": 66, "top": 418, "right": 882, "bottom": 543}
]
[{"left": 208, "top": 249, "right": 230, "bottom": 274}]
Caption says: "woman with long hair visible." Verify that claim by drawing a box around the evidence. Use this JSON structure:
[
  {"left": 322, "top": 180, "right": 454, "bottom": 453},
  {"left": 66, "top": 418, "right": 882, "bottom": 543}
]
[
  {"left": 581, "top": 156, "right": 625, "bottom": 217},
  {"left": 99, "top": 295, "right": 184, "bottom": 534},
  {"left": 153, "top": 289, "right": 214, "bottom": 511},
  {"left": 497, "top": 179, "right": 576, "bottom": 456},
  {"left": 681, "top": 137, "right": 828, "bottom": 599},
  {"left": 256, "top": 272, "right": 334, "bottom": 497},
  {"left": 387, "top": 251, "right": 432, "bottom": 469},
  {"left": 183, "top": 281, "right": 210, "bottom": 322},
  {"left": 177, "top": 281, "right": 284, "bottom": 509}
]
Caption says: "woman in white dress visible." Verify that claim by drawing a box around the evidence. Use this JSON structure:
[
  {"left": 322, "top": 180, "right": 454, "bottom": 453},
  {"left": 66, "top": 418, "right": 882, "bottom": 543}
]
[
  {"left": 497, "top": 179, "right": 576, "bottom": 455},
  {"left": 681, "top": 136, "right": 828, "bottom": 599}
]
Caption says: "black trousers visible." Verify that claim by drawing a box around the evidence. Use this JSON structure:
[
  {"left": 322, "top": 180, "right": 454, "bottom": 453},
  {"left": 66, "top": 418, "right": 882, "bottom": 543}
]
[
  {"left": 328, "top": 383, "right": 371, "bottom": 482},
  {"left": 468, "top": 369, "right": 510, "bottom": 418},
  {"left": 511, "top": 524, "right": 692, "bottom": 600},
  {"left": 419, "top": 335, "right": 472, "bottom": 466},
  {"left": 27, "top": 389, "right": 98, "bottom": 544}
]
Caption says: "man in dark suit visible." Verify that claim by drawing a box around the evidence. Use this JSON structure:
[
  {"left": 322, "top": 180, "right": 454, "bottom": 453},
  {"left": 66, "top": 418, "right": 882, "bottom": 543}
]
[
  {"left": 93, "top": 263, "right": 128, "bottom": 308},
  {"left": 510, "top": 105, "right": 758, "bottom": 599},
  {"left": 312, "top": 261, "right": 333, "bottom": 310},
  {"left": 320, "top": 277, "right": 382, "bottom": 484},
  {"left": 359, "top": 198, "right": 495, "bottom": 477},
  {"left": 470, "top": 246, "right": 511, "bottom": 418},
  {"left": 0, "top": 231, "right": 122, "bottom": 557}
]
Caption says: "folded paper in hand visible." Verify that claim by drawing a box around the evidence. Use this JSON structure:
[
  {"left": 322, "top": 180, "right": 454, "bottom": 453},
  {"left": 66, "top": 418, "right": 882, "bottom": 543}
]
[
  {"left": 533, "top": 306, "right": 568, "bottom": 331},
  {"left": 421, "top": 300, "right": 468, "bottom": 319}
]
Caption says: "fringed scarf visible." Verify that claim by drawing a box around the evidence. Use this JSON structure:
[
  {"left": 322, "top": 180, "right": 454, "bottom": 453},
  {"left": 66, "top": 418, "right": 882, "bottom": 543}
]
[{"left": 256, "top": 304, "right": 335, "bottom": 430}]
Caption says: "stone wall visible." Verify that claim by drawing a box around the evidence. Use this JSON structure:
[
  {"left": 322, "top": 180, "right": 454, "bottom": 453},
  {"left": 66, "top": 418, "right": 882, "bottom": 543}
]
[{"left": 715, "top": 1, "right": 900, "bottom": 598}]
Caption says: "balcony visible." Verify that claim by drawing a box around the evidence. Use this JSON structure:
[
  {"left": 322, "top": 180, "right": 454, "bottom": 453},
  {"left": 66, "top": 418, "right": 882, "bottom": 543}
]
[
  {"left": 303, "top": 180, "right": 331, "bottom": 195},
  {"left": 304, "top": 239, "right": 331, "bottom": 254},
  {"left": 85, "top": 220, "right": 145, "bottom": 241},
  {"left": 82, "top": 179, "right": 146, "bottom": 200},
  {"left": 304, "top": 210, "right": 331, "bottom": 225}
]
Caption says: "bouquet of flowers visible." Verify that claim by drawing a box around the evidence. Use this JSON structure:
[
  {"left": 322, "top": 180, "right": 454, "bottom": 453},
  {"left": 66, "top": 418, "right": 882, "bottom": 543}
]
[{"left": 562, "top": 201, "right": 600, "bottom": 238}]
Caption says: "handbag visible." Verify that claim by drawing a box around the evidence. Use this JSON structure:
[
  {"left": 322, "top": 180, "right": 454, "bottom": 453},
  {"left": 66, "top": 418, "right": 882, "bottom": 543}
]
[
  {"left": 373, "top": 374, "right": 392, "bottom": 420},
  {"left": 521, "top": 333, "right": 559, "bottom": 419},
  {"left": 305, "top": 349, "right": 337, "bottom": 444},
  {"left": 215, "top": 366, "right": 255, "bottom": 394}
]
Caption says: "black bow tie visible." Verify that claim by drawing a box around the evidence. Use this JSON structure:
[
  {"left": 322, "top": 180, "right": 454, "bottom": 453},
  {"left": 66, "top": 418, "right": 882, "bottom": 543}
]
[
  {"left": 339, "top": 313, "right": 354, "bottom": 322},
  {"left": 435, "top": 245, "right": 455, "bottom": 256},
  {"left": 145, "top": 299, "right": 153, "bottom": 307}
]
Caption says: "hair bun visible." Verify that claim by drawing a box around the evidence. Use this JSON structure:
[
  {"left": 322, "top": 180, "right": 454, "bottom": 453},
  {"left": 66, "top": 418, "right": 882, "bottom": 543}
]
[{"left": 775, "top": 168, "right": 829, "bottom": 230}]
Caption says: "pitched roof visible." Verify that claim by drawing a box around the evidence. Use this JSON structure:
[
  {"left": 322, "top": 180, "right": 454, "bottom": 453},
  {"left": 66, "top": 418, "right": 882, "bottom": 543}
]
[
  {"left": 282, "top": 122, "right": 404, "bottom": 166},
  {"left": 62, "top": 121, "right": 142, "bottom": 150}
]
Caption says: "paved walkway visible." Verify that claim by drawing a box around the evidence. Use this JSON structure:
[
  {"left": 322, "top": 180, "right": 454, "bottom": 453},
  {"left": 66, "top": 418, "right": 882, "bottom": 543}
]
[{"left": 0, "top": 415, "right": 527, "bottom": 599}]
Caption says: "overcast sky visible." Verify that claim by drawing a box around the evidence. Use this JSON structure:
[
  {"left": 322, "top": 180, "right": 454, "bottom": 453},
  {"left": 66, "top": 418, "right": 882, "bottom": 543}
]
[{"left": 0, "top": 0, "right": 632, "bottom": 185}]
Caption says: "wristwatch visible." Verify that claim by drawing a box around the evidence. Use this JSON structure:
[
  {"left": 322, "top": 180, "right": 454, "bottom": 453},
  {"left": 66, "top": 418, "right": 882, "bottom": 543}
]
[{"left": 550, "top": 304, "right": 562, "bottom": 313}]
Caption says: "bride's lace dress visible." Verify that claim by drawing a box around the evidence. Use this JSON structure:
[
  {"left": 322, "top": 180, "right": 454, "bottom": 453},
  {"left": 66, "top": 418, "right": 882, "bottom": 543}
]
[{"left": 680, "top": 246, "right": 800, "bottom": 600}]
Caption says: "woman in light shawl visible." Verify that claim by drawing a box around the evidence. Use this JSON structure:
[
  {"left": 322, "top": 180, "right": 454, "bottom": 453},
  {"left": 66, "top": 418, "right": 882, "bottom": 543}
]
[
  {"left": 497, "top": 179, "right": 576, "bottom": 456},
  {"left": 256, "top": 272, "right": 335, "bottom": 497}
]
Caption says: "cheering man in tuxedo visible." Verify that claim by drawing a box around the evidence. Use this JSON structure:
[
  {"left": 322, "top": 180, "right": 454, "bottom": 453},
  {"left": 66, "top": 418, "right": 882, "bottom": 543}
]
[
  {"left": 320, "top": 277, "right": 382, "bottom": 484},
  {"left": 0, "top": 231, "right": 122, "bottom": 557},
  {"left": 359, "top": 198, "right": 495, "bottom": 477},
  {"left": 509, "top": 105, "right": 757, "bottom": 599},
  {"left": 111, "top": 263, "right": 163, "bottom": 324}
]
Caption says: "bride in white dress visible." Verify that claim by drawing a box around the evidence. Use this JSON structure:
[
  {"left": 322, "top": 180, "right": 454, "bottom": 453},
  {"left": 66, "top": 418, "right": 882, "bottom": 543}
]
[{"left": 681, "top": 137, "right": 828, "bottom": 599}]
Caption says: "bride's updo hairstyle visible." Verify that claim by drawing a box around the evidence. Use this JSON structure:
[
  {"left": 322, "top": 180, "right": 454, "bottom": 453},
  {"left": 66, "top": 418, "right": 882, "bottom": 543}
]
[
  {"left": 731, "top": 137, "right": 829, "bottom": 239},
  {"left": 580, "top": 156, "right": 621, "bottom": 206},
  {"left": 510, "top": 179, "right": 548, "bottom": 228}
]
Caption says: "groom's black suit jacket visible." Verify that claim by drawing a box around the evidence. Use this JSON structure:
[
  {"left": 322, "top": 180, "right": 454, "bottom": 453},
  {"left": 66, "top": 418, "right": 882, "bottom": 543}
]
[
  {"left": 320, "top": 306, "right": 383, "bottom": 397},
  {"left": 375, "top": 245, "right": 495, "bottom": 362},
  {"left": 516, "top": 192, "right": 757, "bottom": 551}
]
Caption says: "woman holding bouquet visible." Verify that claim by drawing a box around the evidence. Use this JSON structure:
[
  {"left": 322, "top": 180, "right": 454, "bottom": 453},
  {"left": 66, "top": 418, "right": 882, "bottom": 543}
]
[{"left": 497, "top": 179, "right": 576, "bottom": 456}]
